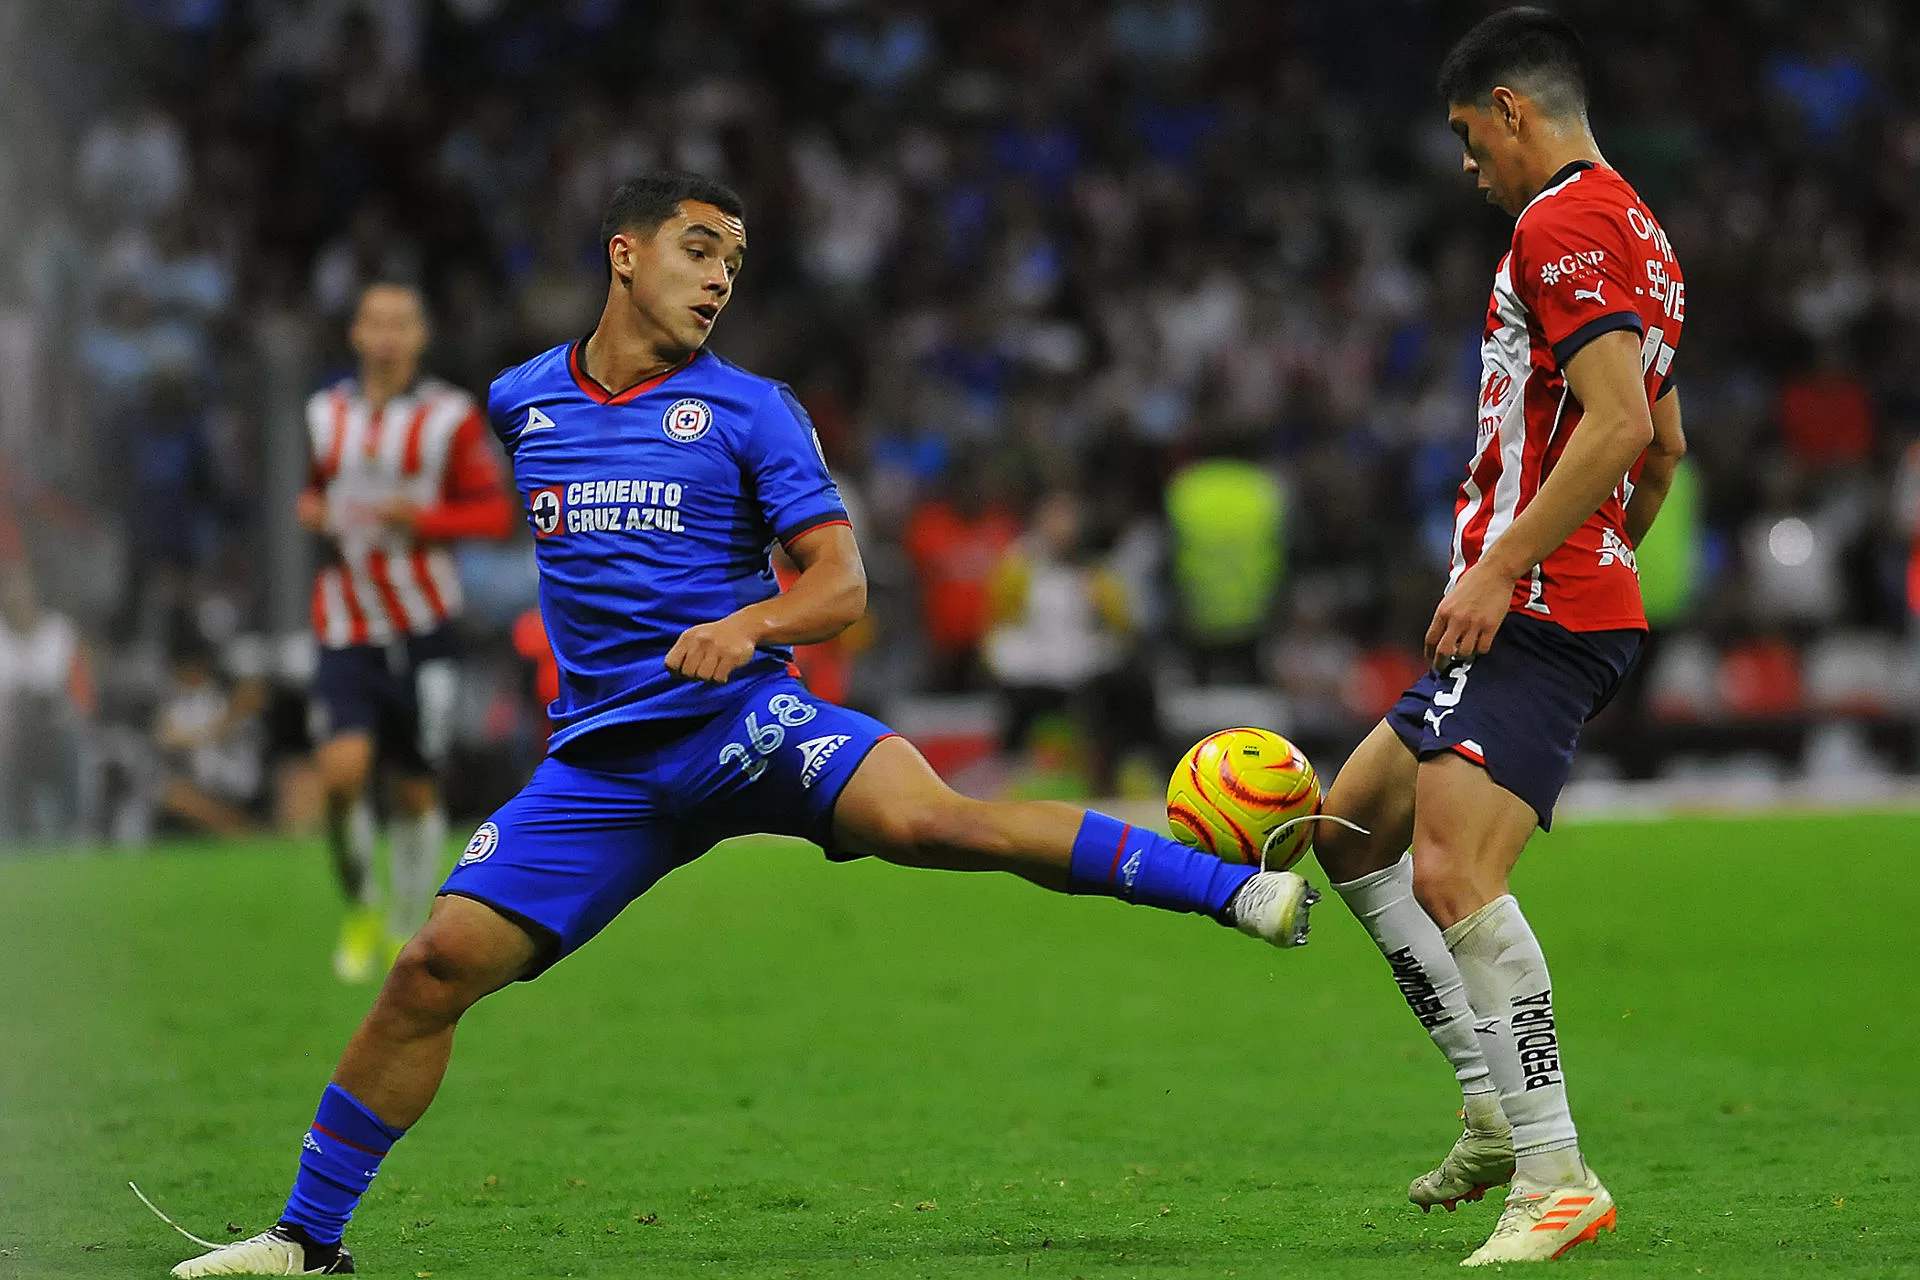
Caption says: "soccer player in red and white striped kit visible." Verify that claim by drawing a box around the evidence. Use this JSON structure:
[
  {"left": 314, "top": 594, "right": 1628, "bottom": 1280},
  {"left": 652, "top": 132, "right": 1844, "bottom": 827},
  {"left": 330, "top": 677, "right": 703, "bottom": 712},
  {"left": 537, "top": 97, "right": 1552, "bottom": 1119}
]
[
  {"left": 300, "top": 281, "right": 514, "bottom": 980},
  {"left": 1314, "top": 9, "right": 1686, "bottom": 1265}
]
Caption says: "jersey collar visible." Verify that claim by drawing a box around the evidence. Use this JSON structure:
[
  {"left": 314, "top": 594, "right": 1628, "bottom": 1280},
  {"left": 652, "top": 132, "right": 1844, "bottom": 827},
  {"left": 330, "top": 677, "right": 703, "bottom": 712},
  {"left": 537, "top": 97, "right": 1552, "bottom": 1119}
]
[{"left": 567, "top": 338, "right": 699, "bottom": 405}]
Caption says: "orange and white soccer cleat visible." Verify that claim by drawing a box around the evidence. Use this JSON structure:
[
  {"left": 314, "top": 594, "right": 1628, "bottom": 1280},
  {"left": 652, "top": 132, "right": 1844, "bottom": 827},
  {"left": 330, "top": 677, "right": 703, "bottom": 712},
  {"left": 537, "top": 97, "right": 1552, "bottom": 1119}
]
[{"left": 1458, "top": 1168, "right": 1615, "bottom": 1266}]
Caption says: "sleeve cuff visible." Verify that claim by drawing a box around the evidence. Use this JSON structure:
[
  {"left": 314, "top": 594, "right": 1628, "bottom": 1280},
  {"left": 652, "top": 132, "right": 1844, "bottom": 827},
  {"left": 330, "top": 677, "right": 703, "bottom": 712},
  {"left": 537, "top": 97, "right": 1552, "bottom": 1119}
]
[
  {"left": 1550, "top": 311, "right": 1644, "bottom": 368},
  {"left": 776, "top": 511, "right": 852, "bottom": 547}
]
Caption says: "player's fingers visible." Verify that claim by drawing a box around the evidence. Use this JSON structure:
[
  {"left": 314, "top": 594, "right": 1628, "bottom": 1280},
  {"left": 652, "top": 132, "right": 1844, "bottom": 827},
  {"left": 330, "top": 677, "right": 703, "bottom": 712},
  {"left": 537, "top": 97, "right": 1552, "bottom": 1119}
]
[
  {"left": 665, "top": 641, "right": 688, "bottom": 675},
  {"left": 1439, "top": 617, "right": 1471, "bottom": 665},
  {"left": 1423, "top": 610, "right": 1447, "bottom": 665}
]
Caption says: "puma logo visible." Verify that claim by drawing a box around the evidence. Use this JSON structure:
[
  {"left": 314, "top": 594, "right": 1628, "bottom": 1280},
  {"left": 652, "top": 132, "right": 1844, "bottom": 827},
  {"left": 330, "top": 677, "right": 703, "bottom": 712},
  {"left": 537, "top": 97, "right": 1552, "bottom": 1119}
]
[{"left": 1573, "top": 282, "right": 1606, "bottom": 305}]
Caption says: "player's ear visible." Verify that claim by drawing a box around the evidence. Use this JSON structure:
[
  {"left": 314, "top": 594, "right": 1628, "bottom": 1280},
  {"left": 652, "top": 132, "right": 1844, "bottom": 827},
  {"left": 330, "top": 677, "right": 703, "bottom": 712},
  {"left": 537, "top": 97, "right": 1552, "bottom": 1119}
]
[
  {"left": 1491, "top": 87, "right": 1522, "bottom": 137},
  {"left": 607, "top": 233, "right": 635, "bottom": 288}
]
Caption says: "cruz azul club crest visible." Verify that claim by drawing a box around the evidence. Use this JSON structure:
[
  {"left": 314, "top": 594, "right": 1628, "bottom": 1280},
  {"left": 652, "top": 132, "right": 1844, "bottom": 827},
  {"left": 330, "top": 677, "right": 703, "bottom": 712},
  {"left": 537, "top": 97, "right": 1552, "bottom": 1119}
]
[{"left": 663, "top": 398, "right": 713, "bottom": 443}]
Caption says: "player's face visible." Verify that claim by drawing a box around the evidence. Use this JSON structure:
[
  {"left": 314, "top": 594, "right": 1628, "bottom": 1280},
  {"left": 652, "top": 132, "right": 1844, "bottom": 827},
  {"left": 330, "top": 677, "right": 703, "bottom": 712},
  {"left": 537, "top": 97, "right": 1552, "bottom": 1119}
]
[
  {"left": 617, "top": 201, "right": 746, "bottom": 355},
  {"left": 349, "top": 285, "right": 429, "bottom": 373},
  {"left": 1448, "top": 104, "right": 1525, "bottom": 216}
]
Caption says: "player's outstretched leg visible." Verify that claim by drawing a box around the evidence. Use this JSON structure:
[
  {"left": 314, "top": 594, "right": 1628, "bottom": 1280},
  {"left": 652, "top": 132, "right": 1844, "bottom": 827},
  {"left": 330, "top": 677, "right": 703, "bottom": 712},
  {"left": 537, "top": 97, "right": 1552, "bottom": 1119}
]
[
  {"left": 1411, "top": 755, "right": 1614, "bottom": 1265},
  {"left": 315, "top": 732, "right": 383, "bottom": 983},
  {"left": 831, "top": 737, "right": 1317, "bottom": 946},
  {"left": 1316, "top": 722, "right": 1511, "bottom": 1211},
  {"left": 171, "top": 896, "right": 535, "bottom": 1277}
]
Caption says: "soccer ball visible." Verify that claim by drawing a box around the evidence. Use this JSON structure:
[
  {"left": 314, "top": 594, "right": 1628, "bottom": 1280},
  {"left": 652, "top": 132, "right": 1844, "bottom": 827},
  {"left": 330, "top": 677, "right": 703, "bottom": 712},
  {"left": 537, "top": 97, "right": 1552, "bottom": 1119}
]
[{"left": 1166, "top": 727, "right": 1322, "bottom": 870}]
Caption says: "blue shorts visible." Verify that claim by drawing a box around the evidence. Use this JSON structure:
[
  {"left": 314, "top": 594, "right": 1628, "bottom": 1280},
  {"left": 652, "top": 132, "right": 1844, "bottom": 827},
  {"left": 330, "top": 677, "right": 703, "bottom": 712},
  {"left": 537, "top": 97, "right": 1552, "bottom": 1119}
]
[
  {"left": 310, "top": 629, "right": 461, "bottom": 775},
  {"left": 1386, "top": 614, "right": 1642, "bottom": 830},
  {"left": 441, "top": 672, "right": 895, "bottom": 976}
]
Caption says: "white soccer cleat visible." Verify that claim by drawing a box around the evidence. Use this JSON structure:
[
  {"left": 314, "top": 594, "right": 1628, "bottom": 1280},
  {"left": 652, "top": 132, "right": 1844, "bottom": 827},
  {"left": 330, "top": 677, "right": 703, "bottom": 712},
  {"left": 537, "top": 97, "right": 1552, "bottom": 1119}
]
[
  {"left": 1226, "top": 871, "right": 1319, "bottom": 947},
  {"left": 1410, "top": 1102, "right": 1515, "bottom": 1212},
  {"left": 171, "top": 1226, "right": 354, "bottom": 1276},
  {"left": 1459, "top": 1168, "right": 1616, "bottom": 1266}
]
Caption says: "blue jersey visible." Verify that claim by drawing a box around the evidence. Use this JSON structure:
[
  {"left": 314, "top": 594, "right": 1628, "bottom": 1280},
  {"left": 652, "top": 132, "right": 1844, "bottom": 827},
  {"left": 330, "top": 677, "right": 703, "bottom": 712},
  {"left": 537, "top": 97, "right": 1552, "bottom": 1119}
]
[{"left": 489, "top": 341, "right": 848, "bottom": 748}]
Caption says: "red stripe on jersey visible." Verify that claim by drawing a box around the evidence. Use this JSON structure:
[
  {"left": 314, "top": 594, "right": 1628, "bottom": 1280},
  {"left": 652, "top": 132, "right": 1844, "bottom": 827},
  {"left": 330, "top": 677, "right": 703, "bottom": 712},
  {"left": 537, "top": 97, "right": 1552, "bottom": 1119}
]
[
  {"left": 410, "top": 546, "right": 447, "bottom": 622},
  {"left": 323, "top": 391, "right": 348, "bottom": 479},
  {"left": 400, "top": 401, "right": 436, "bottom": 475},
  {"left": 363, "top": 404, "right": 386, "bottom": 460},
  {"left": 335, "top": 564, "right": 372, "bottom": 646},
  {"left": 1456, "top": 443, "right": 1506, "bottom": 571},
  {"left": 364, "top": 549, "right": 414, "bottom": 636},
  {"left": 567, "top": 341, "right": 694, "bottom": 405},
  {"left": 310, "top": 575, "right": 330, "bottom": 642}
]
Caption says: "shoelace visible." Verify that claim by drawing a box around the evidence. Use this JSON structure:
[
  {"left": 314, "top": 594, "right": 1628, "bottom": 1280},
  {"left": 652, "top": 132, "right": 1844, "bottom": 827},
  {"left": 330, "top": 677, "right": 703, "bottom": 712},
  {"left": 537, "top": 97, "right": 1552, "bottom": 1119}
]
[
  {"left": 1486, "top": 1189, "right": 1551, "bottom": 1240},
  {"left": 1229, "top": 873, "right": 1285, "bottom": 923}
]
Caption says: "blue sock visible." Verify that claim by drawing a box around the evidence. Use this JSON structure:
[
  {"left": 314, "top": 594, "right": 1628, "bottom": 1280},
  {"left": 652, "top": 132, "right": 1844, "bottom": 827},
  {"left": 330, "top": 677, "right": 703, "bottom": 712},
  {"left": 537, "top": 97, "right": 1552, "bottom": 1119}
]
[
  {"left": 281, "top": 1083, "right": 406, "bottom": 1245},
  {"left": 1068, "top": 810, "right": 1257, "bottom": 917}
]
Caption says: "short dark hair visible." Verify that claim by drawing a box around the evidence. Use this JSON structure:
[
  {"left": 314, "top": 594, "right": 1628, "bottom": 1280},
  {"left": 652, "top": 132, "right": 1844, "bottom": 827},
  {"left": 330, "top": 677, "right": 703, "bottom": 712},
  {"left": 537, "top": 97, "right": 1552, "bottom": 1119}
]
[
  {"left": 599, "top": 171, "right": 746, "bottom": 280},
  {"left": 1437, "top": 7, "right": 1588, "bottom": 118}
]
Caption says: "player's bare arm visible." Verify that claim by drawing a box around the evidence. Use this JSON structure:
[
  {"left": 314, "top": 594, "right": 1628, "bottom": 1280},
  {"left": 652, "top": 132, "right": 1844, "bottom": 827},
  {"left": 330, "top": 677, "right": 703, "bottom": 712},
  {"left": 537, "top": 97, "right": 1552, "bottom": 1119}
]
[
  {"left": 1624, "top": 388, "right": 1685, "bottom": 547},
  {"left": 296, "top": 487, "right": 328, "bottom": 533},
  {"left": 1425, "top": 327, "right": 1654, "bottom": 664},
  {"left": 666, "top": 523, "right": 867, "bottom": 684}
]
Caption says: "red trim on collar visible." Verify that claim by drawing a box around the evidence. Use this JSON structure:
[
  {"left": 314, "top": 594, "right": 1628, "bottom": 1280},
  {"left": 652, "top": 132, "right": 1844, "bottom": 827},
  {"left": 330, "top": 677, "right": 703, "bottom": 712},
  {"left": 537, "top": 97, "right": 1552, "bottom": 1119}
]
[{"left": 567, "top": 341, "right": 697, "bottom": 405}]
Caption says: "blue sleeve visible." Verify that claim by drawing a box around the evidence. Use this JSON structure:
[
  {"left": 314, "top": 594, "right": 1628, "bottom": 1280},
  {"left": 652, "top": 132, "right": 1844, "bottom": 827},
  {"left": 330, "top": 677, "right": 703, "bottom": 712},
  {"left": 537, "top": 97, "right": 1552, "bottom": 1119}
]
[
  {"left": 486, "top": 376, "right": 516, "bottom": 448},
  {"left": 744, "top": 385, "right": 849, "bottom": 546}
]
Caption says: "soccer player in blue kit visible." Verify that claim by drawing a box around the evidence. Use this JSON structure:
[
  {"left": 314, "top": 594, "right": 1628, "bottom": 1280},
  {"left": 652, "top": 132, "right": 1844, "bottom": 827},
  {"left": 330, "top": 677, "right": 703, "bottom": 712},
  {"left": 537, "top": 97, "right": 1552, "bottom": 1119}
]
[{"left": 172, "top": 171, "right": 1319, "bottom": 1276}]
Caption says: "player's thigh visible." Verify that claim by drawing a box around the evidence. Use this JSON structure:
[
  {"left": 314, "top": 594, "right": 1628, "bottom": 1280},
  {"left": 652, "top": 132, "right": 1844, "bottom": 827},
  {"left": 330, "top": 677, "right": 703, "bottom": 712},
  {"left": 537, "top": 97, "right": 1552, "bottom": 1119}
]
[
  {"left": 310, "top": 646, "right": 380, "bottom": 790},
  {"left": 439, "top": 754, "right": 672, "bottom": 978},
  {"left": 1314, "top": 718, "right": 1419, "bottom": 884},
  {"left": 831, "top": 735, "right": 982, "bottom": 867},
  {"left": 677, "top": 673, "right": 902, "bottom": 859},
  {"left": 1409, "top": 752, "right": 1538, "bottom": 929}
]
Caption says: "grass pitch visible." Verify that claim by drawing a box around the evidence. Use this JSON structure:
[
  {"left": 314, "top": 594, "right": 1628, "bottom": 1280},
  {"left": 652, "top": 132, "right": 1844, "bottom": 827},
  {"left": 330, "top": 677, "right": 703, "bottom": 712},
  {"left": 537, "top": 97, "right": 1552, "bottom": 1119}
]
[{"left": 3, "top": 815, "right": 1917, "bottom": 1278}]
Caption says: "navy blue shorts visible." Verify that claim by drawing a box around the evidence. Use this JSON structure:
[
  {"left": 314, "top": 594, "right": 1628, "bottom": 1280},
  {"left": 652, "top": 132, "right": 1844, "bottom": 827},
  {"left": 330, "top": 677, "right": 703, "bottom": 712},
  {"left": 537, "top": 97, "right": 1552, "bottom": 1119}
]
[
  {"left": 310, "top": 629, "right": 461, "bottom": 775},
  {"left": 1386, "top": 614, "right": 1643, "bottom": 830},
  {"left": 440, "top": 672, "right": 895, "bottom": 977}
]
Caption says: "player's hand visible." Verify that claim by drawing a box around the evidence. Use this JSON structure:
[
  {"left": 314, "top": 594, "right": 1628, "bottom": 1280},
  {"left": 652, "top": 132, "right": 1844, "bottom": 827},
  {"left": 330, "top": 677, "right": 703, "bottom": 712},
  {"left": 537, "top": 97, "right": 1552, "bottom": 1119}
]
[
  {"left": 296, "top": 490, "right": 329, "bottom": 533},
  {"left": 666, "top": 617, "right": 761, "bottom": 683},
  {"left": 373, "top": 496, "right": 419, "bottom": 532},
  {"left": 1424, "top": 560, "right": 1516, "bottom": 668}
]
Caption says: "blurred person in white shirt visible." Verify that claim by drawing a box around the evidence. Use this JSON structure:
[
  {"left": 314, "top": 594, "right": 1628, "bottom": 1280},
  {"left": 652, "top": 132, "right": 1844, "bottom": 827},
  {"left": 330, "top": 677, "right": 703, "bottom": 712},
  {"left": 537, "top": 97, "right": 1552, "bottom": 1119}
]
[{"left": 0, "top": 560, "right": 94, "bottom": 845}]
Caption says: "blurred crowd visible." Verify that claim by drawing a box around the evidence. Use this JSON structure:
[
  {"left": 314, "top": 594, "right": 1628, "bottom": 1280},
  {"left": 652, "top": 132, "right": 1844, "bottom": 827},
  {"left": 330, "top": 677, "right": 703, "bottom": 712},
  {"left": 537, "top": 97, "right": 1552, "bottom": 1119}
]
[{"left": 4, "top": 0, "right": 1920, "bottom": 844}]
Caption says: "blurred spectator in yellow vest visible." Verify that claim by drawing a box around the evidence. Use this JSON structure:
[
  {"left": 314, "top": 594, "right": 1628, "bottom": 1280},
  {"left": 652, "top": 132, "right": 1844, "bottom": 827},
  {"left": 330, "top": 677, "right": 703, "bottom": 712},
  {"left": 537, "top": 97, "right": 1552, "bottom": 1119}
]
[{"left": 1165, "top": 453, "right": 1284, "bottom": 683}]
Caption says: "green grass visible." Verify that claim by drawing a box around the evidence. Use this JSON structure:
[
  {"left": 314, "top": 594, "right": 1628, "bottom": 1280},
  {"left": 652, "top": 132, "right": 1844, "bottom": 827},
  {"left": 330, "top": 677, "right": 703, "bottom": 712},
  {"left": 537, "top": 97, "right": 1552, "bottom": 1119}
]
[{"left": 3, "top": 815, "right": 1917, "bottom": 1278}]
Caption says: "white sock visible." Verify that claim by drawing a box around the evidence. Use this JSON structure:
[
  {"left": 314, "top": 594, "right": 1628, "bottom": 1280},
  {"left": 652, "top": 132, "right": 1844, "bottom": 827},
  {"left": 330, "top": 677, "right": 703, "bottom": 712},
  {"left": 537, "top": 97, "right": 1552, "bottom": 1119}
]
[
  {"left": 327, "top": 796, "right": 378, "bottom": 908},
  {"left": 387, "top": 807, "right": 448, "bottom": 939},
  {"left": 1443, "top": 895, "right": 1585, "bottom": 1184},
  {"left": 1334, "top": 854, "right": 1500, "bottom": 1117}
]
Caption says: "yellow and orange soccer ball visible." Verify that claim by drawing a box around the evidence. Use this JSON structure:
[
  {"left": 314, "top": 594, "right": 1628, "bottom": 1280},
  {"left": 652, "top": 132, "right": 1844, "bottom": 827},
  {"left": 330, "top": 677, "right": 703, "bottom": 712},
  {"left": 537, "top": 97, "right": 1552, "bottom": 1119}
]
[{"left": 1166, "top": 727, "right": 1322, "bottom": 870}]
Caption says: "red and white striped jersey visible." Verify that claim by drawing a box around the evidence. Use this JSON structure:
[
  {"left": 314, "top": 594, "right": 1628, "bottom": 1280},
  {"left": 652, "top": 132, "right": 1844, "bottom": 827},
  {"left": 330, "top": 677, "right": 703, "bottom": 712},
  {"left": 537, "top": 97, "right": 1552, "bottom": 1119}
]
[
  {"left": 306, "top": 376, "right": 513, "bottom": 649},
  {"left": 1450, "top": 161, "right": 1684, "bottom": 633}
]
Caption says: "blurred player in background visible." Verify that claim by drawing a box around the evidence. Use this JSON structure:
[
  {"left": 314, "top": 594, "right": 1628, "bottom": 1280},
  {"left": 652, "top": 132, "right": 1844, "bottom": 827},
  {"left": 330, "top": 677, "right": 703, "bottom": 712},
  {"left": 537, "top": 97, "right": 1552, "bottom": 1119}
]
[
  {"left": 173, "top": 170, "right": 1320, "bottom": 1278},
  {"left": 300, "top": 282, "right": 514, "bottom": 982},
  {"left": 1312, "top": 9, "right": 1686, "bottom": 1265}
]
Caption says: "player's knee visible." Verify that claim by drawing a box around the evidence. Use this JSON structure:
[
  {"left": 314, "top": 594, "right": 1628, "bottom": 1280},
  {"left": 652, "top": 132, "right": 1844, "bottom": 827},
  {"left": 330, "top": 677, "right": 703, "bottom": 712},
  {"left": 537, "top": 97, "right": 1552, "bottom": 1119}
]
[
  {"left": 317, "top": 747, "right": 372, "bottom": 798},
  {"left": 1408, "top": 838, "right": 1486, "bottom": 929},
  {"left": 1314, "top": 808, "right": 1386, "bottom": 883},
  {"left": 383, "top": 930, "right": 498, "bottom": 1025}
]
